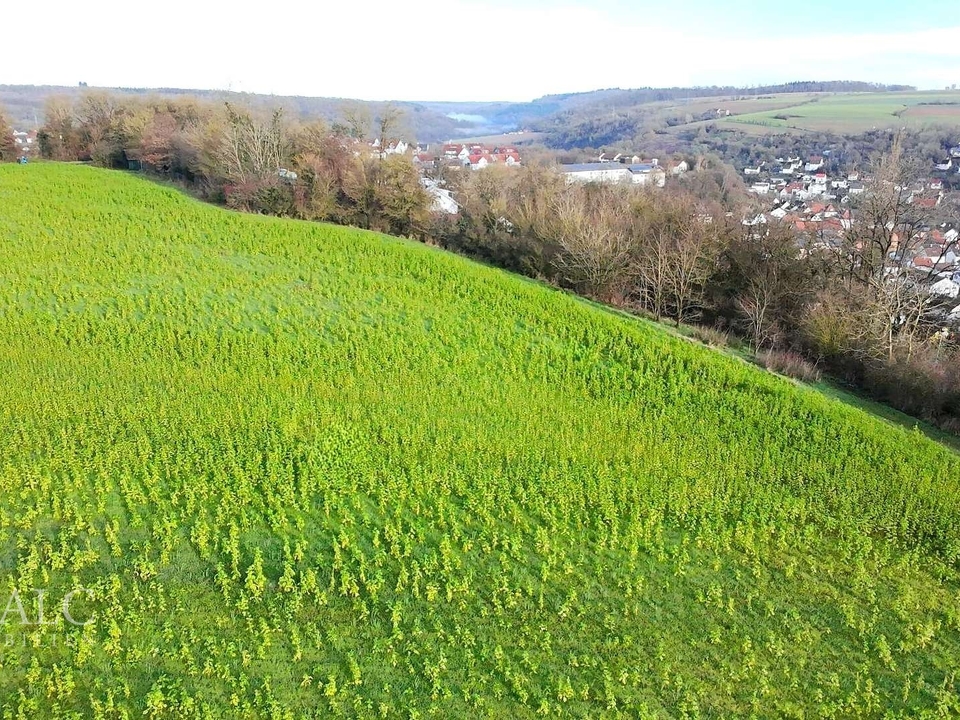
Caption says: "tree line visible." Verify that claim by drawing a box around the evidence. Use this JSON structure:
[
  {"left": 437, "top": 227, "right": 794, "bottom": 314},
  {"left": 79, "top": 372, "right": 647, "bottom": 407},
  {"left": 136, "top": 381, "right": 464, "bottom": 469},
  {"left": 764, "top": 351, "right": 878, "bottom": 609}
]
[
  {"left": 6, "top": 92, "right": 960, "bottom": 434},
  {"left": 441, "top": 144, "right": 960, "bottom": 433}
]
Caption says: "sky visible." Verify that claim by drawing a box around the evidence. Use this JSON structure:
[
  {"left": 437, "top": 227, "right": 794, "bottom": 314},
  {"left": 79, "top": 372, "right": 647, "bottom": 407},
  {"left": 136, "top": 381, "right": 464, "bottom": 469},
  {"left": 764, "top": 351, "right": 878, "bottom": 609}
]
[{"left": 3, "top": 0, "right": 959, "bottom": 102}]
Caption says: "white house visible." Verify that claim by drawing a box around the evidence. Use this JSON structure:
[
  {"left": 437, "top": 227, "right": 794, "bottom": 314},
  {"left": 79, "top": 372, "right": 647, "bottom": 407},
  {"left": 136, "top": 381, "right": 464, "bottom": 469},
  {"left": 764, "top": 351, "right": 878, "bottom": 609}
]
[
  {"left": 468, "top": 155, "right": 490, "bottom": 171},
  {"left": 627, "top": 164, "right": 666, "bottom": 187},
  {"left": 805, "top": 156, "right": 824, "bottom": 172},
  {"left": 930, "top": 278, "right": 960, "bottom": 299},
  {"left": 935, "top": 159, "right": 953, "bottom": 171},
  {"left": 560, "top": 163, "right": 665, "bottom": 187},
  {"left": 420, "top": 178, "right": 459, "bottom": 215}
]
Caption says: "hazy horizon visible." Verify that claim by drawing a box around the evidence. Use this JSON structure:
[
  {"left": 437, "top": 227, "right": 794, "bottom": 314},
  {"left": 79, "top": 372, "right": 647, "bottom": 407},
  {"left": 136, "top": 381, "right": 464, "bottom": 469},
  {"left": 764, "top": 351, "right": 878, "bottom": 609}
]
[{"left": 2, "top": 0, "right": 958, "bottom": 102}]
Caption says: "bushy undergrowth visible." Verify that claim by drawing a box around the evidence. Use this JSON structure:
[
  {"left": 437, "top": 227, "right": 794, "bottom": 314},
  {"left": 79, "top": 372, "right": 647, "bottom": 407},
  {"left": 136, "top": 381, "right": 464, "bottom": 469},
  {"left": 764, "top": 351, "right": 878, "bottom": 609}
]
[{"left": 757, "top": 348, "right": 823, "bottom": 382}]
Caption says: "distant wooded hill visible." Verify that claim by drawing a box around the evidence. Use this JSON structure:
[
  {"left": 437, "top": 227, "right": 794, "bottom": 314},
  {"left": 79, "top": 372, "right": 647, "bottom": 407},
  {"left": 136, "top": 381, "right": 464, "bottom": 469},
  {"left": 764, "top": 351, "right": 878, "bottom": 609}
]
[{"left": 2, "top": 81, "right": 917, "bottom": 142}]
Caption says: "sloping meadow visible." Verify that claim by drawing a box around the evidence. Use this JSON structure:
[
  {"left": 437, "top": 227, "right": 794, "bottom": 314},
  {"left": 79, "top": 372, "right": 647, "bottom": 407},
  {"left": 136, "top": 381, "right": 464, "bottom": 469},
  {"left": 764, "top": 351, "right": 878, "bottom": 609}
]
[{"left": 0, "top": 164, "right": 958, "bottom": 717}]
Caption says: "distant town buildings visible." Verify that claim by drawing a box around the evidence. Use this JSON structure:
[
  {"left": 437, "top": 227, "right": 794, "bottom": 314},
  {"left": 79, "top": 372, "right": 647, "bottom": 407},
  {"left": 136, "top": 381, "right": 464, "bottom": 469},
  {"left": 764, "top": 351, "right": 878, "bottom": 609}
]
[
  {"left": 413, "top": 143, "right": 523, "bottom": 171},
  {"left": 12, "top": 130, "right": 37, "bottom": 155},
  {"left": 560, "top": 160, "right": 666, "bottom": 187}
]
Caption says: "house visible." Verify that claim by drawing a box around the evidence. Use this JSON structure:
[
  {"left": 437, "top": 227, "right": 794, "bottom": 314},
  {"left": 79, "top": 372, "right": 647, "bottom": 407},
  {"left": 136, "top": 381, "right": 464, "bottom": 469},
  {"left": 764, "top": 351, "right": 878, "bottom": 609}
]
[
  {"left": 467, "top": 154, "right": 491, "bottom": 170},
  {"left": 561, "top": 163, "right": 631, "bottom": 184},
  {"left": 749, "top": 182, "right": 771, "bottom": 195},
  {"left": 420, "top": 178, "right": 459, "bottom": 215},
  {"left": 950, "top": 145, "right": 960, "bottom": 159},
  {"left": 848, "top": 181, "right": 866, "bottom": 195},
  {"left": 626, "top": 164, "right": 666, "bottom": 186},
  {"left": 780, "top": 181, "right": 804, "bottom": 200},
  {"left": 493, "top": 152, "right": 522, "bottom": 166},
  {"left": 560, "top": 162, "right": 665, "bottom": 187},
  {"left": 12, "top": 131, "right": 36, "bottom": 154},
  {"left": 930, "top": 278, "right": 960, "bottom": 299},
  {"left": 913, "top": 196, "right": 940, "bottom": 210},
  {"left": 744, "top": 163, "right": 764, "bottom": 176},
  {"left": 670, "top": 160, "right": 689, "bottom": 175},
  {"left": 122, "top": 148, "right": 142, "bottom": 171},
  {"left": 930, "top": 179, "right": 943, "bottom": 191},
  {"left": 805, "top": 156, "right": 824, "bottom": 172},
  {"left": 935, "top": 159, "right": 953, "bottom": 171}
]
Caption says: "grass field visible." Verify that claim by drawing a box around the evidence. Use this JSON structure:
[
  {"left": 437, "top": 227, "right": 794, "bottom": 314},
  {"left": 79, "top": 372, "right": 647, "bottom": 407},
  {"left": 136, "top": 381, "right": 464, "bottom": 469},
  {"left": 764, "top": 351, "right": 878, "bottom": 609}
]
[
  {"left": 1, "top": 164, "right": 960, "bottom": 717},
  {"left": 719, "top": 91, "right": 960, "bottom": 134}
]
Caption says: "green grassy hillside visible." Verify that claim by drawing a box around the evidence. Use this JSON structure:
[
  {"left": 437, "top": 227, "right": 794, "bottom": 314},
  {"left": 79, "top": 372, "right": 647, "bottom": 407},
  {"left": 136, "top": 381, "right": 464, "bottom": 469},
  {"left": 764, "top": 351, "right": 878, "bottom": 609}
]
[
  {"left": 719, "top": 91, "right": 960, "bottom": 134},
  {"left": 1, "top": 164, "right": 959, "bottom": 718}
]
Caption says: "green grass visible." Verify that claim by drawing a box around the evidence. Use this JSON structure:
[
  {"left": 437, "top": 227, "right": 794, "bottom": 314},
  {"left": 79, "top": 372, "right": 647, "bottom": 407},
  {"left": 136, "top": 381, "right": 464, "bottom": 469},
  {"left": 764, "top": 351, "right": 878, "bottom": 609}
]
[
  {"left": 721, "top": 91, "right": 960, "bottom": 134},
  {"left": 2, "top": 164, "right": 960, "bottom": 717}
]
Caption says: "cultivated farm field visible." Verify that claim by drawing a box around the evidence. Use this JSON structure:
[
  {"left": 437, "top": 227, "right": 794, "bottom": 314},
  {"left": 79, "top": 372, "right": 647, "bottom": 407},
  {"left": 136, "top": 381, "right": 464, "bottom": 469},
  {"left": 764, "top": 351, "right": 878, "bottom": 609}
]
[
  {"left": 719, "top": 91, "right": 960, "bottom": 134},
  {"left": 1, "top": 164, "right": 959, "bottom": 717}
]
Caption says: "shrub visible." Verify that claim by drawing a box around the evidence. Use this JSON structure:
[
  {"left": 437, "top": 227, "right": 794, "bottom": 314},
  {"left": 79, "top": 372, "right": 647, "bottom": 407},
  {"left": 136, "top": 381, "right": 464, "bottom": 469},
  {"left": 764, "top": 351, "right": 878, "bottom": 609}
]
[
  {"left": 757, "top": 349, "right": 822, "bottom": 383},
  {"left": 691, "top": 325, "right": 729, "bottom": 348},
  {"left": 863, "top": 348, "right": 960, "bottom": 426}
]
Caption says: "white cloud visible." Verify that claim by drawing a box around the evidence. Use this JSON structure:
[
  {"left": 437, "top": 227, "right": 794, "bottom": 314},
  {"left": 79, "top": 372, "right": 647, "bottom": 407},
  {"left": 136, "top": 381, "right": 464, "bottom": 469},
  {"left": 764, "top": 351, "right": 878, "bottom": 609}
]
[{"left": 2, "top": 0, "right": 958, "bottom": 100}]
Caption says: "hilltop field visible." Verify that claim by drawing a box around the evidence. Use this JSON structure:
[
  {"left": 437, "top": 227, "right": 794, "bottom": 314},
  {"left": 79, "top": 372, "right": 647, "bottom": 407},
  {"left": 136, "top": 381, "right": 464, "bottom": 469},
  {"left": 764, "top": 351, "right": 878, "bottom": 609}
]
[
  {"left": 1, "top": 164, "right": 960, "bottom": 717},
  {"left": 537, "top": 89, "right": 960, "bottom": 150},
  {"left": 710, "top": 91, "right": 960, "bottom": 135}
]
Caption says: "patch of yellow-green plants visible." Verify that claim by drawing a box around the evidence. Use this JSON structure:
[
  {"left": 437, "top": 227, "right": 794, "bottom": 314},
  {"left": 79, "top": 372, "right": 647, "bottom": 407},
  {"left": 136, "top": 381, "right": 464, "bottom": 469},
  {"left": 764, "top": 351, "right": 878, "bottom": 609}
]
[{"left": 1, "top": 164, "right": 959, "bottom": 717}]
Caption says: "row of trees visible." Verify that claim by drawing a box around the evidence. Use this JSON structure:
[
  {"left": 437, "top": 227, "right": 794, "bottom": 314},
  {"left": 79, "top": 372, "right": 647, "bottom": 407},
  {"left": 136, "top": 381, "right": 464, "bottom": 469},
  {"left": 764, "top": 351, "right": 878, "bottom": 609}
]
[
  {"left": 32, "top": 93, "right": 431, "bottom": 238},
  {"left": 20, "top": 92, "right": 960, "bottom": 432},
  {"left": 439, "top": 146, "right": 960, "bottom": 431}
]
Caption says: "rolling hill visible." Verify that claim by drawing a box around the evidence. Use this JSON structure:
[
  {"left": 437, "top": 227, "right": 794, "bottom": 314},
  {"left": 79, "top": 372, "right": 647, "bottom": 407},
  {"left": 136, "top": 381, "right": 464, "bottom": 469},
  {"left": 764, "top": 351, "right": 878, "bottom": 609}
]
[{"left": 1, "top": 164, "right": 959, "bottom": 717}]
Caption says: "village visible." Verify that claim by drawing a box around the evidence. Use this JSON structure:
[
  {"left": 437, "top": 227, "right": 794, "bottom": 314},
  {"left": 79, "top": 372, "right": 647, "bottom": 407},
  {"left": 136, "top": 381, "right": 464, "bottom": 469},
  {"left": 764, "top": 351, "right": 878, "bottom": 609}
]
[{"left": 740, "top": 149, "right": 960, "bottom": 308}]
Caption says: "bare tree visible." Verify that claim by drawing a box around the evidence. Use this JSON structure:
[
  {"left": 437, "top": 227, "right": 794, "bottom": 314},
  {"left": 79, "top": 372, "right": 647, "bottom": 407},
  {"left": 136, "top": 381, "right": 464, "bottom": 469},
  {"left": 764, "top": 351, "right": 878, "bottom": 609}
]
[
  {"left": 633, "top": 193, "right": 719, "bottom": 325},
  {"left": 550, "top": 185, "right": 634, "bottom": 302},
  {"left": 374, "top": 103, "right": 404, "bottom": 160},
  {"left": 217, "top": 103, "right": 290, "bottom": 184},
  {"left": 836, "top": 134, "right": 958, "bottom": 361},
  {"left": 340, "top": 102, "right": 371, "bottom": 142}
]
